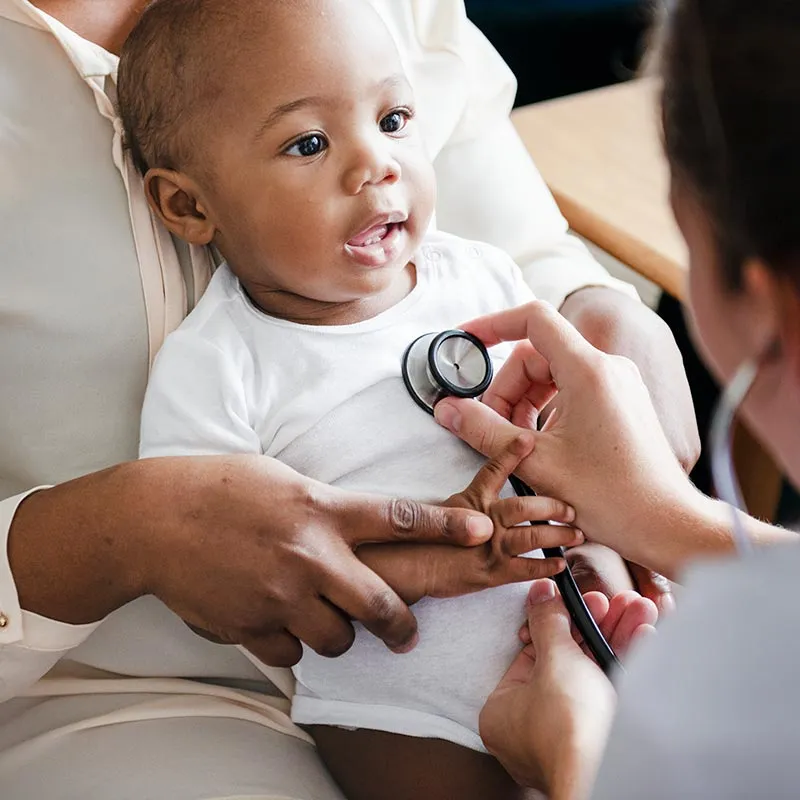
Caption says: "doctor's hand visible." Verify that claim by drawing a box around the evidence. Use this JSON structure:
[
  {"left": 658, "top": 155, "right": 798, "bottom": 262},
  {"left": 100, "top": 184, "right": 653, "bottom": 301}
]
[
  {"left": 434, "top": 301, "right": 704, "bottom": 580},
  {"left": 480, "top": 580, "right": 656, "bottom": 798},
  {"left": 559, "top": 287, "right": 699, "bottom": 473},
  {"left": 358, "top": 434, "right": 583, "bottom": 605}
]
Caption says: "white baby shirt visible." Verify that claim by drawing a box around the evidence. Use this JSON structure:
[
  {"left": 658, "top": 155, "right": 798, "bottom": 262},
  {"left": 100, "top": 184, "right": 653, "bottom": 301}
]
[{"left": 139, "top": 231, "right": 537, "bottom": 751}]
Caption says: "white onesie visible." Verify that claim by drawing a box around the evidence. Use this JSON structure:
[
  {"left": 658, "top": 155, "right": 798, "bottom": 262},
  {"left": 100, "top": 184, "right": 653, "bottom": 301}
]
[{"left": 139, "top": 231, "right": 537, "bottom": 751}]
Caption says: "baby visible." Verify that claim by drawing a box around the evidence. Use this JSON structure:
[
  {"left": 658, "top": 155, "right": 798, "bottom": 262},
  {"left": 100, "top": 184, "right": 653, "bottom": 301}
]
[{"left": 123, "top": 1, "right": 578, "bottom": 797}]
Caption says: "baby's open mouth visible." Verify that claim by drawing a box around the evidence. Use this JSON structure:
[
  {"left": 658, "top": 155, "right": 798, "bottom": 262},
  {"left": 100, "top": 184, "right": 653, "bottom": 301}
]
[
  {"left": 344, "top": 214, "right": 407, "bottom": 267},
  {"left": 347, "top": 221, "right": 400, "bottom": 248}
]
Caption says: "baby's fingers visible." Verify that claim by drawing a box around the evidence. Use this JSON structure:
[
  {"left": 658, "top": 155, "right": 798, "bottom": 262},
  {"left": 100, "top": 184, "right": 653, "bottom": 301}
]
[
  {"left": 500, "top": 521, "right": 583, "bottom": 556},
  {"left": 488, "top": 553, "right": 567, "bottom": 589},
  {"left": 448, "top": 433, "right": 536, "bottom": 512},
  {"left": 493, "top": 495, "right": 576, "bottom": 528}
]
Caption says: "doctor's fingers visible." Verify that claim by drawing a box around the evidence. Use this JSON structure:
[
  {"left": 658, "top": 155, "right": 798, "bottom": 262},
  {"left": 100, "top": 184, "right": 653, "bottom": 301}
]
[
  {"left": 461, "top": 300, "right": 601, "bottom": 389},
  {"left": 321, "top": 554, "right": 419, "bottom": 654},
  {"left": 435, "top": 397, "right": 561, "bottom": 492},
  {"left": 326, "top": 486, "right": 494, "bottom": 548},
  {"left": 480, "top": 340, "right": 556, "bottom": 422}
]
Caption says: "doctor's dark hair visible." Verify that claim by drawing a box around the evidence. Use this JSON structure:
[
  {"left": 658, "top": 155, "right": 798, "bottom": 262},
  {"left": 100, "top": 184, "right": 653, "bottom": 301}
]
[{"left": 659, "top": 0, "right": 800, "bottom": 289}]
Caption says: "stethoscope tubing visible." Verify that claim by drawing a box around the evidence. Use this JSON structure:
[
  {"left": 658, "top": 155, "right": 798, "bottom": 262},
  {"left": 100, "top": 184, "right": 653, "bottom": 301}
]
[{"left": 509, "top": 475, "right": 621, "bottom": 675}]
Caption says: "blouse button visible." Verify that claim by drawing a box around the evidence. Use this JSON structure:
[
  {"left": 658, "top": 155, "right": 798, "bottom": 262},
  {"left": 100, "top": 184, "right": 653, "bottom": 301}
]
[{"left": 0, "top": 613, "right": 8, "bottom": 629}]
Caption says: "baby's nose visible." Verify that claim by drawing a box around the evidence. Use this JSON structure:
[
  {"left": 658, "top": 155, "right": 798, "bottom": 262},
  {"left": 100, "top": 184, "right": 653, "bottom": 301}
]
[{"left": 343, "top": 144, "right": 402, "bottom": 194}]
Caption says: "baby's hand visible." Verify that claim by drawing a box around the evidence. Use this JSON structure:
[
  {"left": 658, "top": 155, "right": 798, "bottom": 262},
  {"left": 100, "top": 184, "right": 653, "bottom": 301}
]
[{"left": 358, "top": 434, "right": 583, "bottom": 605}]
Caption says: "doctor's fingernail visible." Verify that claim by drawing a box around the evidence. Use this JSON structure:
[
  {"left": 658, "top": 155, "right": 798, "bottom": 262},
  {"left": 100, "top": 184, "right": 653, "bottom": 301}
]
[
  {"left": 527, "top": 580, "right": 556, "bottom": 606},
  {"left": 434, "top": 403, "right": 461, "bottom": 433}
]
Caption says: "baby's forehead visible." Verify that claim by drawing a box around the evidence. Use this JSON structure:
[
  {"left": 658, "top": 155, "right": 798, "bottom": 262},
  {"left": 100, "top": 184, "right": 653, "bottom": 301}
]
[{"left": 204, "top": 1, "right": 409, "bottom": 107}]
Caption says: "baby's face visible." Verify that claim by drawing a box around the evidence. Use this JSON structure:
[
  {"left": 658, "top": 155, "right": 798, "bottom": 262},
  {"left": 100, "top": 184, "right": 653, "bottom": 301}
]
[{"left": 192, "top": 0, "right": 435, "bottom": 322}]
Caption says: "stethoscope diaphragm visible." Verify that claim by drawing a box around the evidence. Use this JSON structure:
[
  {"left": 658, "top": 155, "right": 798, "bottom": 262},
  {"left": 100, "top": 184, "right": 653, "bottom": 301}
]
[{"left": 401, "top": 330, "right": 493, "bottom": 414}]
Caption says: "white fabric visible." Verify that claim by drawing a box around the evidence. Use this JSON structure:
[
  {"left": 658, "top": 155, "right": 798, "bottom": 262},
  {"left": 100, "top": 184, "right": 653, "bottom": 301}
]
[
  {"left": 140, "top": 232, "right": 538, "bottom": 752},
  {"left": 0, "top": 0, "right": 636, "bottom": 794},
  {"left": 592, "top": 543, "right": 800, "bottom": 799}
]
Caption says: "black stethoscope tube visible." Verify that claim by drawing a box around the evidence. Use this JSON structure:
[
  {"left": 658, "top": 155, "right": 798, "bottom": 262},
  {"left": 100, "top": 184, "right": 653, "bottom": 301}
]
[{"left": 509, "top": 474, "right": 621, "bottom": 675}]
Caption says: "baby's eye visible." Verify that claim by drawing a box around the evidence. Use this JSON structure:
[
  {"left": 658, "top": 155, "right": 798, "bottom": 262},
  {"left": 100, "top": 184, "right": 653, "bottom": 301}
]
[
  {"left": 379, "top": 109, "right": 411, "bottom": 134},
  {"left": 284, "top": 134, "right": 328, "bottom": 157}
]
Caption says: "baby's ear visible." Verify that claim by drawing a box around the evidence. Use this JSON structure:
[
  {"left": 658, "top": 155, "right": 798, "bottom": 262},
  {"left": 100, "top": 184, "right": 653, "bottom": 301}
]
[{"left": 144, "top": 168, "right": 215, "bottom": 245}]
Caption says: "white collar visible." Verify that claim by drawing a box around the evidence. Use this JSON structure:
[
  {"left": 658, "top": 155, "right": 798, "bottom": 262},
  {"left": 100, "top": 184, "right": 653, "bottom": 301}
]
[{"left": 0, "top": 0, "right": 117, "bottom": 81}]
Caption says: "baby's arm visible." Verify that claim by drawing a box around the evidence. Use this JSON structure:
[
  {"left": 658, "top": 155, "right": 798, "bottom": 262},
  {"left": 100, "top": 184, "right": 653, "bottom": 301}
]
[{"left": 139, "top": 330, "right": 262, "bottom": 458}]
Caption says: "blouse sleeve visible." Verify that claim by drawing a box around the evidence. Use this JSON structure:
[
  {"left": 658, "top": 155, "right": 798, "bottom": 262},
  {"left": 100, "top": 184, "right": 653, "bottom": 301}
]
[
  {"left": 398, "top": 0, "right": 640, "bottom": 309},
  {"left": 0, "top": 490, "right": 102, "bottom": 702}
]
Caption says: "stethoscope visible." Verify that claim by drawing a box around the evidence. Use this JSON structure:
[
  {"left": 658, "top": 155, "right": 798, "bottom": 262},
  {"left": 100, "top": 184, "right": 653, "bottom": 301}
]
[
  {"left": 402, "top": 329, "right": 622, "bottom": 675},
  {"left": 710, "top": 345, "right": 778, "bottom": 555}
]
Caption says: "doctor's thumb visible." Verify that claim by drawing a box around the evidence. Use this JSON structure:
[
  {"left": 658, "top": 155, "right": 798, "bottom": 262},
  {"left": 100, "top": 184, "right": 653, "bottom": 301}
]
[
  {"left": 435, "top": 397, "right": 527, "bottom": 457},
  {"left": 524, "top": 580, "right": 577, "bottom": 655}
]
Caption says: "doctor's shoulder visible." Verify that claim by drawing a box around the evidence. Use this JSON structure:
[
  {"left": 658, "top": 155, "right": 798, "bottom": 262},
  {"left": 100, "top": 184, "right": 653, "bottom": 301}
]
[{"left": 592, "top": 542, "right": 800, "bottom": 800}]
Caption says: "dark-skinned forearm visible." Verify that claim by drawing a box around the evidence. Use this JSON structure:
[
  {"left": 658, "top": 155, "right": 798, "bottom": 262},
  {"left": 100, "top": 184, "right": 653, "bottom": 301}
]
[{"left": 7, "top": 460, "right": 163, "bottom": 624}]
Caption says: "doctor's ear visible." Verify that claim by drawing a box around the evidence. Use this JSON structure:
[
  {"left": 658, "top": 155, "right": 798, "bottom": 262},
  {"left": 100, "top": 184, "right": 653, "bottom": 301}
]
[
  {"left": 741, "top": 259, "right": 800, "bottom": 375},
  {"left": 144, "top": 168, "right": 216, "bottom": 246}
]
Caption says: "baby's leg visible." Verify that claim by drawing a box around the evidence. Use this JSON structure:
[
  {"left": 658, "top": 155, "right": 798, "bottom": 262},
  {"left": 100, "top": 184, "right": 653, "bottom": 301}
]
[{"left": 308, "top": 726, "right": 543, "bottom": 800}]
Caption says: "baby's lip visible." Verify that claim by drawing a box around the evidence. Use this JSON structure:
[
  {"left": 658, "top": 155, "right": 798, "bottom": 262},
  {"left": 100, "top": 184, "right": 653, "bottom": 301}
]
[{"left": 347, "top": 211, "right": 407, "bottom": 248}]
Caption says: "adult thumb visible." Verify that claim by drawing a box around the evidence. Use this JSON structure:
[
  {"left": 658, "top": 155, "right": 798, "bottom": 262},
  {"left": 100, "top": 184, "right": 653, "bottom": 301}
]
[
  {"left": 525, "top": 580, "right": 577, "bottom": 657},
  {"left": 435, "top": 397, "right": 529, "bottom": 459}
]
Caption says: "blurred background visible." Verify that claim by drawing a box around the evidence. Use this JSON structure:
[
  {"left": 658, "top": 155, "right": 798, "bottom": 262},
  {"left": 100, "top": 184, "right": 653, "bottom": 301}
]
[{"left": 465, "top": 0, "right": 651, "bottom": 105}]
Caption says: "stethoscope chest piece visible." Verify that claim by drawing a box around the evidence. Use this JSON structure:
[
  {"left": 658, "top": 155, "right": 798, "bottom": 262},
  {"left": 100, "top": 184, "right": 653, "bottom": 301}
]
[{"left": 402, "top": 330, "right": 493, "bottom": 414}]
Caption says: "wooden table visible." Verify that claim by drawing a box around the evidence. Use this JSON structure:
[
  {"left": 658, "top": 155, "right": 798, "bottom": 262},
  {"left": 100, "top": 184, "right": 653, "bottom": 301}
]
[
  {"left": 512, "top": 78, "right": 782, "bottom": 520},
  {"left": 511, "top": 78, "right": 688, "bottom": 300}
]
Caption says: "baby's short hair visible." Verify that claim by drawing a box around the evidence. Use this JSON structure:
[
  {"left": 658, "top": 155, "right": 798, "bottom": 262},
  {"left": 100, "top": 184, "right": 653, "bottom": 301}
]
[{"left": 118, "top": 0, "right": 255, "bottom": 175}]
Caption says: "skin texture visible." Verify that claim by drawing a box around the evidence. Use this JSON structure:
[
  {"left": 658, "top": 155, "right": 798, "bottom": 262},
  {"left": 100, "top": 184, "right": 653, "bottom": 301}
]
[{"left": 479, "top": 580, "right": 652, "bottom": 797}]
